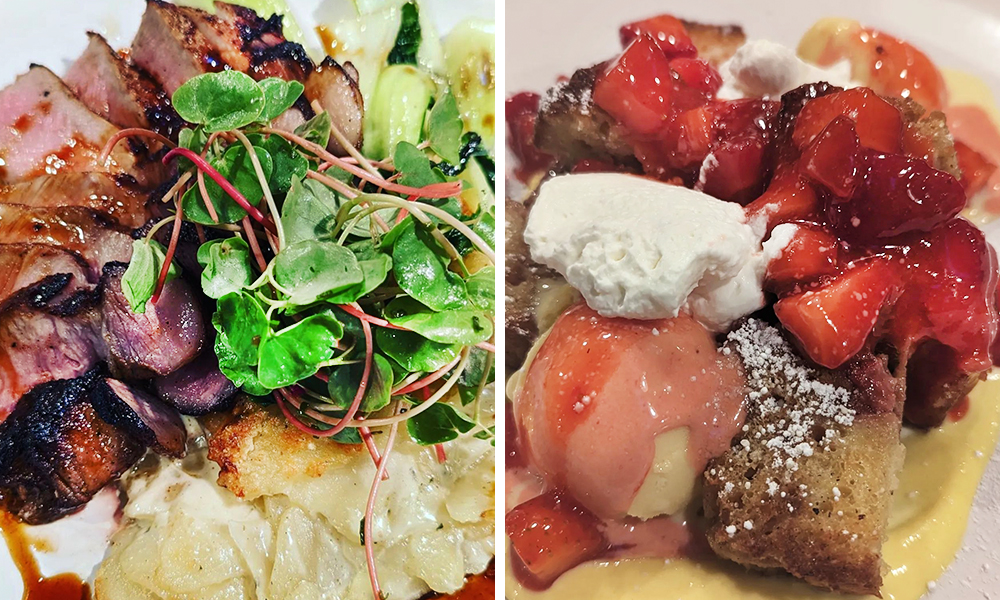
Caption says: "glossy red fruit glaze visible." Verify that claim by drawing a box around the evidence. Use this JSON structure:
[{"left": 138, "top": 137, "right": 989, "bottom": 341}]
[
  {"left": 745, "top": 173, "right": 821, "bottom": 232},
  {"left": 792, "top": 88, "right": 903, "bottom": 154},
  {"left": 800, "top": 115, "right": 860, "bottom": 198},
  {"left": 507, "top": 489, "right": 609, "bottom": 590},
  {"left": 660, "top": 105, "right": 715, "bottom": 169},
  {"left": 619, "top": 14, "right": 697, "bottom": 59},
  {"left": 955, "top": 140, "right": 998, "bottom": 196},
  {"left": 775, "top": 258, "right": 898, "bottom": 369},
  {"left": 697, "top": 99, "right": 781, "bottom": 204},
  {"left": 886, "top": 218, "right": 999, "bottom": 372},
  {"left": 670, "top": 58, "right": 722, "bottom": 95},
  {"left": 506, "top": 92, "right": 555, "bottom": 179},
  {"left": 593, "top": 35, "right": 675, "bottom": 136},
  {"left": 830, "top": 149, "right": 966, "bottom": 241},
  {"left": 571, "top": 159, "right": 620, "bottom": 173},
  {"left": 765, "top": 224, "right": 840, "bottom": 293}
]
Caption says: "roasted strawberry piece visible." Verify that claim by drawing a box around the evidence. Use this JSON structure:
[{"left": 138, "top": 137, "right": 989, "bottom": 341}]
[
  {"left": 830, "top": 150, "right": 966, "bottom": 241},
  {"left": 889, "top": 219, "right": 998, "bottom": 373},
  {"left": 792, "top": 88, "right": 903, "bottom": 154},
  {"left": 774, "top": 258, "right": 898, "bottom": 369},
  {"left": 798, "top": 18, "right": 947, "bottom": 111},
  {"left": 697, "top": 99, "right": 781, "bottom": 204},
  {"left": 661, "top": 105, "right": 715, "bottom": 169},
  {"left": 594, "top": 35, "right": 675, "bottom": 135},
  {"left": 507, "top": 490, "right": 609, "bottom": 589},
  {"left": 746, "top": 173, "right": 821, "bottom": 232},
  {"left": 800, "top": 115, "right": 860, "bottom": 198},
  {"left": 765, "top": 224, "right": 840, "bottom": 292},
  {"left": 955, "top": 140, "right": 997, "bottom": 196},
  {"left": 669, "top": 58, "right": 722, "bottom": 110},
  {"left": 507, "top": 92, "right": 556, "bottom": 180},
  {"left": 619, "top": 15, "right": 697, "bottom": 59}
]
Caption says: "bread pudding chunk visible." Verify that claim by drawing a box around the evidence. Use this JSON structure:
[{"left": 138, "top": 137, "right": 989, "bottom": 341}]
[{"left": 704, "top": 319, "right": 905, "bottom": 596}]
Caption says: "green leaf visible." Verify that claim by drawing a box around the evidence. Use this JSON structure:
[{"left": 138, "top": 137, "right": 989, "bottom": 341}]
[
  {"left": 172, "top": 71, "right": 266, "bottom": 133},
  {"left": 197, "top": 238, "right": 254, "bottom": 300},
  {"left": 121, "top": 239, "right": 179, "bottom": 314},
  {"left": 393, "top": 141, "right": 446, "bottom": 189},
  {"left": 281, "top": 177, "right": 341, "bottom": 246},
  {"left": 273, "top": 240, "right": 364, "bottom": 305},
  {"left": 327, "top": 354, "right": 394, "bottom": 413},
  {"left": 406, "top": 402, "right": 475, "bottom": 445},
  {"left": 182, "top": 144, "right": 274, "bottom": 224},
  {"left": 437, "top": 132, "right": 489, "bottom": 177},
  {"left": 177, "top": 126, "right": 210, "bottom": 170},
  {"left": 212, "top": 292, "right": 268, "bottom": 366},
  {"left": 332, "top": 427, "right": 363, "bottom": 444},
  {"left": 392, "top": 220, "right": 467, "bottom": 311},
  {"left": 375, "top": 328, "right": 461, "bottom": 373},
  {"left": 384, "top": 297, "right": 492, "bottom": 345},
  {"left": 428, "top": 91, "right": 463, "bottom": 165},
  {"left": 323, "top": 251, "right": 392, "bottom": 304},
  {"left": 459, "top": 347, "right": 495, "bottom": 389},
  {"left": 387, "top": 2, "right": 422, "bottom": 66},
  {"left": 261, "top": 134, "right": 309, "bottom": 194},
  {"left": 466, "top": 266, "right": 494, "bottom": 312},
  {"left": 474, "top": 209, "right": 496, "bottom": 250},
  {"left": 258, "top": 312, "right": 344, "bottom": 388},
  {"left": 258, "top": 78, "right": 305, "bottom": 122},
  {"left": 294, "top": 111, "right": 332, "bottom": 148}
]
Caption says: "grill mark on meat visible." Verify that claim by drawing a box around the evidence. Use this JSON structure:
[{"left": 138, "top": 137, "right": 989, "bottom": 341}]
[
  {"left": 0, "top": 172, "right": 150, "bottom": 229},
  {"left": 0, "top": 369, "right": 145, "bottom": 524},
  {"left": 0, "top": 205, "right": 133, "bottom": 277},
  {"left": 0, "top": 244, "right": 94, "bottom": 306}
]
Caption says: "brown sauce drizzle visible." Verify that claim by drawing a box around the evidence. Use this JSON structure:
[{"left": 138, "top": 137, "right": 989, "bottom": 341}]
[{"left": 0, "top": 511, "right": 90, "bottom": 600}]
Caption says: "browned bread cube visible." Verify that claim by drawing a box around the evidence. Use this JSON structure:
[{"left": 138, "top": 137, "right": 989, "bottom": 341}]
[{"left": 703, "top": 319, "right": 905, "bottom": 597}]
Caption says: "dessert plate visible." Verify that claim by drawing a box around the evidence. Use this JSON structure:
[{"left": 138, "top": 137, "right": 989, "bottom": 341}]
[{"left": 506, "top": 0, "right": 1000, "bottom": 597}]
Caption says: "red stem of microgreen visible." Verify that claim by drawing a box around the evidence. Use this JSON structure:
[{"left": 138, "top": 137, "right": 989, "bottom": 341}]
[
  {"left": 151, "top": 196, "right": 185, "bottom": 304},
  {"left": 359, "top": 426, "right": 389, "bottom": 481},
  {"left": 242, "top": 216, "right": 268, "bottom": 272},
  {"left": 264, "top": 128, "right": 462, "bottom": 199},
  {"left": 197, "top": 170, "right": 221, "bottom": 224},
  {"left": 476, "top": 341, "right": 496, "bottom": 353},
  {"left": 162, "top": 147, "right": 277, "bottom": 235},
  {"left": 337, "top": 304, "right": 406, "bottom": 330},
  {"left": 392, "top": 354, "right": 462, "bottom": 396},
  {"left": 325, "top": 306, "right": 374, "bottom": 436},
  {"left": 99, "top": 128, "right": 176, "bottom": 164},
  {"left": 434, "top": 444, "right": 447, "bottom": 464},
  {"left": 364, "top": 403, "right": 402, "bottom": 600},
  {"left": 276, "top": 389, "right": 343, "bottom": 437}
]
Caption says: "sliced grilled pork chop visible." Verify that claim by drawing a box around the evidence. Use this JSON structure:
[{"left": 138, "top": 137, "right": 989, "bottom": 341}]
[
  {"left": 0, "top": 271, "right": 205, "bottom": 417},
  {"left": 0, "top": 368, "right": 187, "bottom": 524},
  {"left": 305, "top": 57, "right": 365, "bottom": 154},
  {"left": 0, "top": 172, "right": 149, "bottom": 228},
  {"left": 0, "top": 370, "right": 145, "bottom": 524},
  {"left": 65, "top": 33, "right": 183, "bottom": 139},
  {"left": 132, "top": 0, "right": 312, "bottom": 96},
  {"left": 131, "top": 0, "right": 226, "bottom": 95},
  {"left": 179, "top": 1, "right": 313, "bottom": 81},
  {"left": 0, "top": 244, "right": 93, "bottom": 306},
  {"left": 0, "top": 66, "right": 163, "bottom": 186},
  {"left": 0, "top": 205, "right": 133, "bottom": 275}
]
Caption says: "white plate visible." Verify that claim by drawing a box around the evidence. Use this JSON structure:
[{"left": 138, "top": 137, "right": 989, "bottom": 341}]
[
  {"left": 0, "top": 0, "right": 492, "bottom": 597},
  {"left": 505, "top": 0, "right": 1000, "bottom": 598}
]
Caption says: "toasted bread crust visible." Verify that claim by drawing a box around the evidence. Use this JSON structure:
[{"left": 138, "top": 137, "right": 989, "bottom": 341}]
[
  {"left": 681, "top": 20, "right": 747, "bottom": 66},
  {"left": 703, "top": 320, "right": 905, "bottom": 596}
]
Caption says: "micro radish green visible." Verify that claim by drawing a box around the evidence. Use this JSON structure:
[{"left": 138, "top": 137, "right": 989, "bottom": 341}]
[{"left": 111, "top": 32, "right": 496, "bottom": 600}]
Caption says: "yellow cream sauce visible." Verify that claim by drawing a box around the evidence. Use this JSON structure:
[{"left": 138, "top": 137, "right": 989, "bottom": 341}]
[{"left": 507, "top": 49, "right": 1000, "bottom": 600}]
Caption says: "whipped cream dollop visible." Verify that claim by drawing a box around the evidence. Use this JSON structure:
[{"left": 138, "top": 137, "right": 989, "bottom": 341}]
[
  {"left": 717, "top": 39, "right": 858, "bottom": 100},
  {"left": 524, "top": 173, "right": 792, "bottom": 331}
]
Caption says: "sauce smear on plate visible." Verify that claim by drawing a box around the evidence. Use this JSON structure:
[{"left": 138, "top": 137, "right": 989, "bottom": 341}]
[{"left": 0, "top": 511, "right": 90, "bottom": 600}]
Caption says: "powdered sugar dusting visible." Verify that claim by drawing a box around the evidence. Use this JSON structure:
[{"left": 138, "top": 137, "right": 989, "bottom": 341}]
[{"left": 725, "top": 319, "right": 855, "bottom": 474}]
